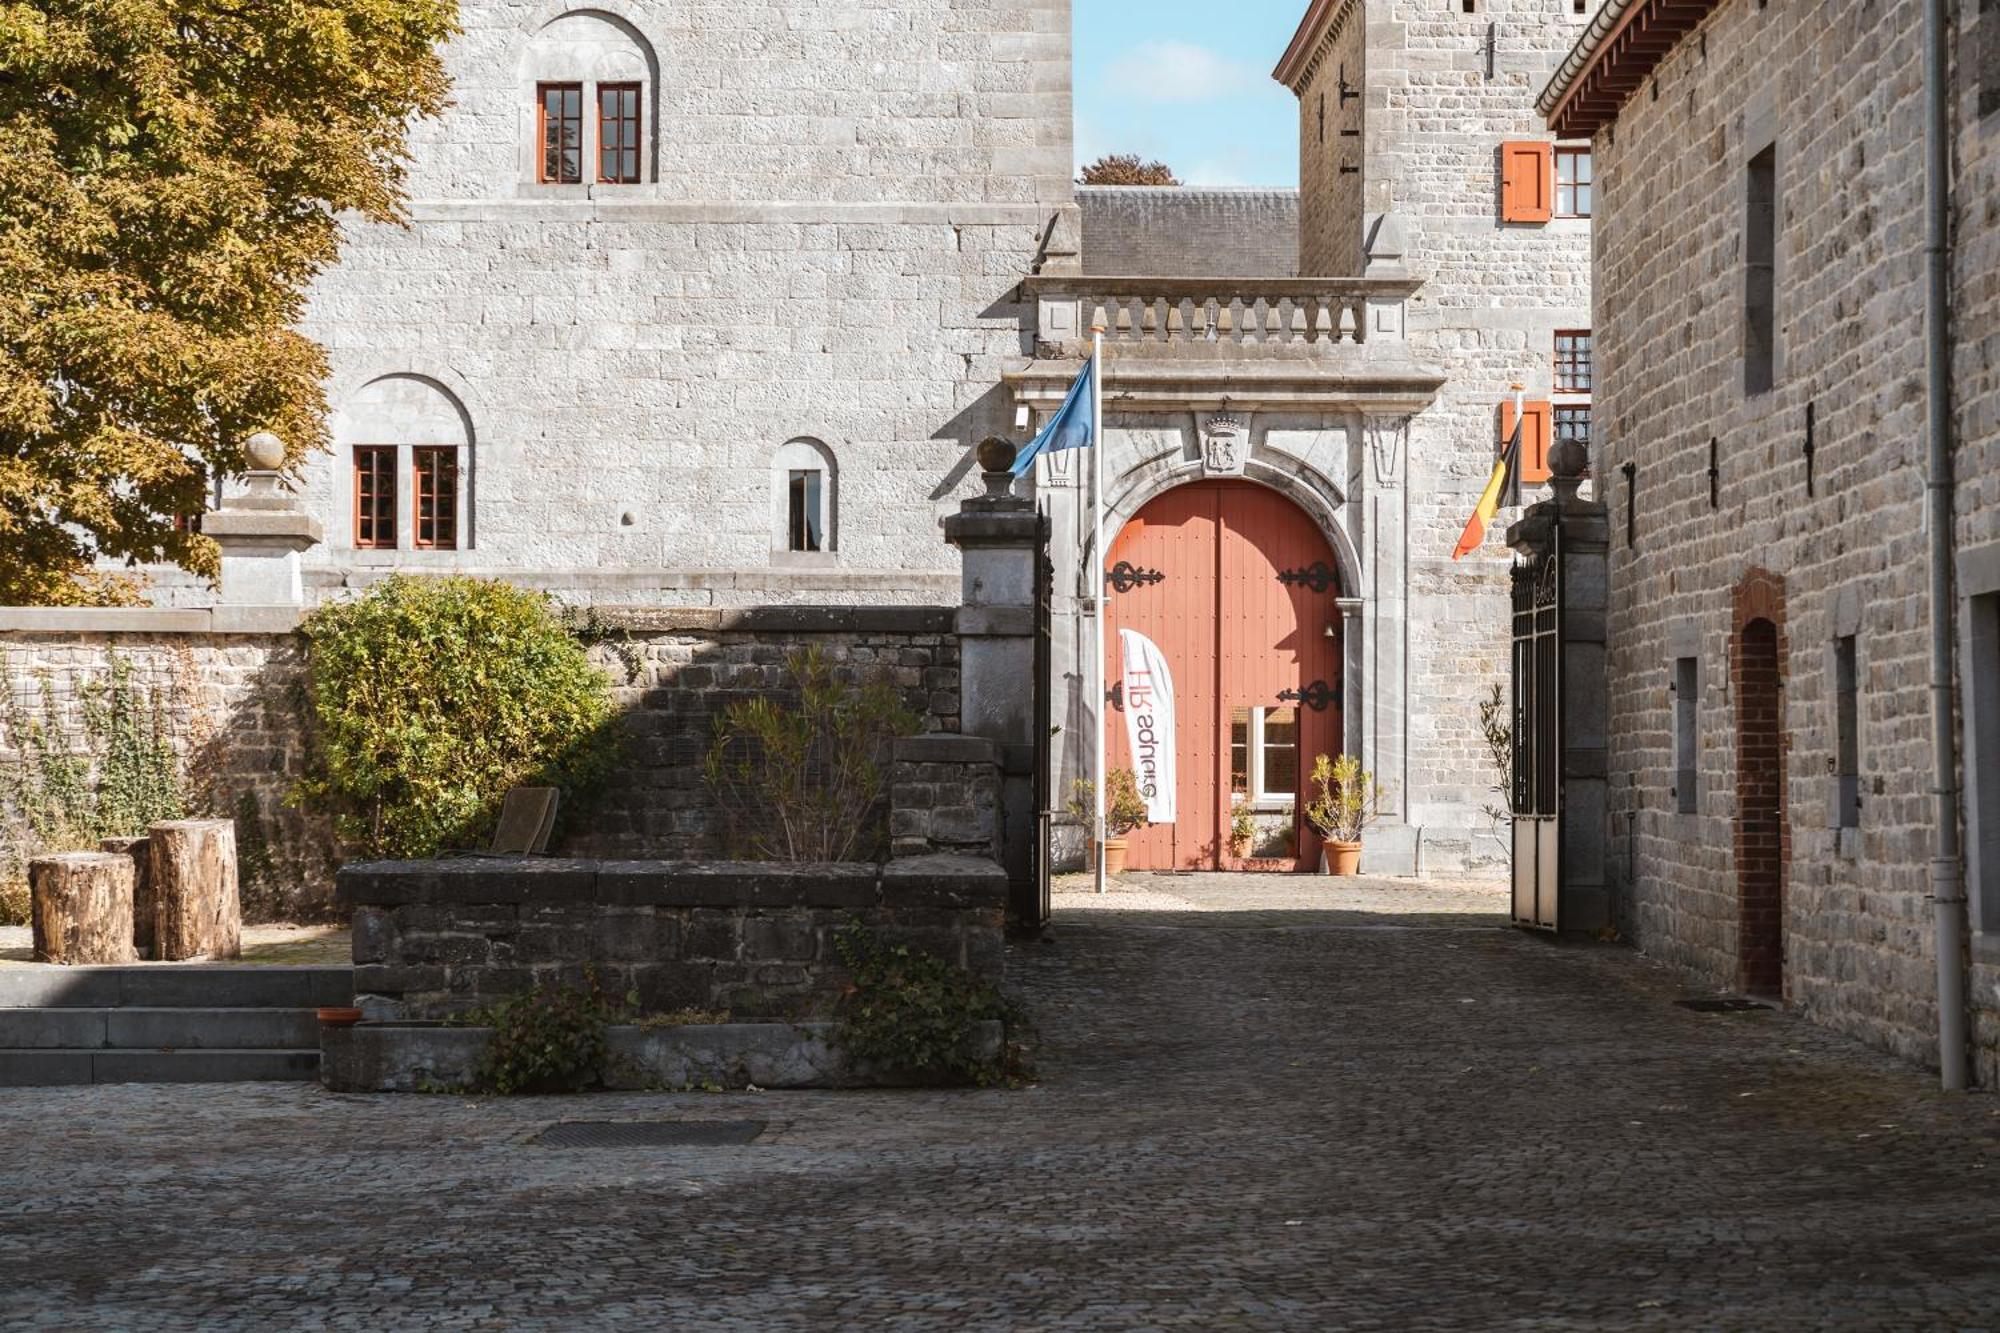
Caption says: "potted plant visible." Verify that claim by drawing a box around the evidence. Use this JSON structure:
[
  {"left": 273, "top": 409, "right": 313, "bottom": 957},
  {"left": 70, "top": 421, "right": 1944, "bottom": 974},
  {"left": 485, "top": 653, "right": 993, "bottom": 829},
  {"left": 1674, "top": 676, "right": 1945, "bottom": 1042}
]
[
  {"left": 1230, "top": 806, "right": 1256, "bottom": 860},
  {"left": 1068, "top": 770, "right": 1150, "bottom": 876},
  {"left": 1303, "top": 753, "right": 1387, "bottom": 875}
]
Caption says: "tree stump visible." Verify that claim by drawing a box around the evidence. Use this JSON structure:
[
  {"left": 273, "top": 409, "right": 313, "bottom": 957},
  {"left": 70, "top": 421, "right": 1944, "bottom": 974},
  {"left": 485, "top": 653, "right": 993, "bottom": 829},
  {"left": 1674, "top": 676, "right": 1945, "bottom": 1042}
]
[
  {"left": 149, "top": 819, "right": 242, "bottom": 962},
  {"left": 29, "top": 853, "right": 137, "bottom": 965},
  {"left": 100, "top": 836, "right": 154, "bottom": 959}
]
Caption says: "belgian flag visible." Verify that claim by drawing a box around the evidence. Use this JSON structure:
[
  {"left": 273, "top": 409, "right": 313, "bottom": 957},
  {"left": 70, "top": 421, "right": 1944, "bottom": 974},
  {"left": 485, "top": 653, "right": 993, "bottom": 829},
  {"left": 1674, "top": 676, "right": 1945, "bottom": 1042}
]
[{"left": 1452, "top": 385, "right": 1527, "bottom": 560}]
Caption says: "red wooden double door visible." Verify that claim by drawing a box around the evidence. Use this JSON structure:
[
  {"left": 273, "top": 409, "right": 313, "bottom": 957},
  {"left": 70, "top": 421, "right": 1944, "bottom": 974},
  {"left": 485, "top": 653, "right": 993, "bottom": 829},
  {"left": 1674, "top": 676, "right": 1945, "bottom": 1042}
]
[{"left": 1103, "top": 481, "right": 1344, "bottom": 871}]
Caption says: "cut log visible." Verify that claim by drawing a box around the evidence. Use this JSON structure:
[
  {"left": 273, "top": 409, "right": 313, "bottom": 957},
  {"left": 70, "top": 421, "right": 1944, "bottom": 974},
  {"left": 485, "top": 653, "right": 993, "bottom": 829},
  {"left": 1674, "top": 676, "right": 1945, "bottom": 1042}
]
[
  {"left": 29, "top": 853, "right": 137, "bottom": 965},
  {"left": 149, "top": 818, "right": 242, "bottom": 962},
  {"left": 99, "top": 836, "right": 154, "bottom": 959}
]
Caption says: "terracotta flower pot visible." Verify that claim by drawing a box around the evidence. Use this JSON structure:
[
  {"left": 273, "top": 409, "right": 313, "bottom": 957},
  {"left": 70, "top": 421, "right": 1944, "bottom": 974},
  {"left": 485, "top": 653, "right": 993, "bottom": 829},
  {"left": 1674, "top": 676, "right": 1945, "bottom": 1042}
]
[
  {"left": 1102, "top": 837, "right": 1130, "bottom": 876},
  {"left": 317, "top": 1006, "right": 363, "bottom": 1028},
  {"left": 1321, "top": 840, "right": 1363, "bottom": 876}
]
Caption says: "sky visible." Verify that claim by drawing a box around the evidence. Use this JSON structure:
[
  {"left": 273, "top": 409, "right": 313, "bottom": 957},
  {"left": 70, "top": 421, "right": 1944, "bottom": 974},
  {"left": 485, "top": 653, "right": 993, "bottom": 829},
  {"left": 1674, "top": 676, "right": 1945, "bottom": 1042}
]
[{"left": 1072, "top": 0, "right": 1306, "bottom": 189}]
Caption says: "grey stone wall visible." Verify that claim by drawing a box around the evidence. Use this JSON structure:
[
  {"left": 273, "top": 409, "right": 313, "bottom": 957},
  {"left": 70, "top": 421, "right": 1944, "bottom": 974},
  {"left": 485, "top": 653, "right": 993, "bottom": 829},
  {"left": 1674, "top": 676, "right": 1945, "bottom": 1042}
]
[
  {"left": 1078, "top": 187, "right": 1299, "bottom": 277},
  {"left": 1589, "top": 0, "right": 1997, "bottom": 1078},
  {"left": 132, "top": 0, "right": 1076, "bottom": 609},
  {"left": 0, "top": 633, "right": 333, "bottom": 922},
  {"left": 0, "top": 607, "right": 966, "bottom": 917},
  {"left": 887, "top": 735, "right": 1003, "bottom": 862},
  {"left": 340, "top": 855, "right": 1008, "bottom": 1020}
]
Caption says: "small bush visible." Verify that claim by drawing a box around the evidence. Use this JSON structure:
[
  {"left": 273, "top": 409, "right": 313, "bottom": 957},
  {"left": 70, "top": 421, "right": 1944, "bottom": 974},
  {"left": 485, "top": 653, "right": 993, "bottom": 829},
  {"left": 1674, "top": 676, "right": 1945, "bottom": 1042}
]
[
  {"left": 469, "top": 973, "right": 630, "bottom": 1095},
  {"left": 834, "top": 925, "right": 1017, "bottom": 1086},
  {"left": 703, "top": 646, "right": 920, "bottom": 862},
  {"left": 294, "top": 575, "right": 619, "bottom": 859}
]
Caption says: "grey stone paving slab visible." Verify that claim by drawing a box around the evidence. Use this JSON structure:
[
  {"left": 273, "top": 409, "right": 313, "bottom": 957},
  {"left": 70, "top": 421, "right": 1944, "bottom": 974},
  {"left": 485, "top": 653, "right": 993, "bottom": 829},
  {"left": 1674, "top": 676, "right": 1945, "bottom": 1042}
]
[{"left": 0, "top": 889, "right": 1996, "bottom": 1329}]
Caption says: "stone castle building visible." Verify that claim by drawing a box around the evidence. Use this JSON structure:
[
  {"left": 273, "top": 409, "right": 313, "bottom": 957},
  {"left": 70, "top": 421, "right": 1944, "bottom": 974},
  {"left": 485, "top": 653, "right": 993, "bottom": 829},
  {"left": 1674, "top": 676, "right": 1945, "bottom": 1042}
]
[
  {"left": 129, "top": 0, "right": 1600, "bottom": 876},
  {"left": 1541, "top": 0, "right": 2000, "bottom": 1084}
]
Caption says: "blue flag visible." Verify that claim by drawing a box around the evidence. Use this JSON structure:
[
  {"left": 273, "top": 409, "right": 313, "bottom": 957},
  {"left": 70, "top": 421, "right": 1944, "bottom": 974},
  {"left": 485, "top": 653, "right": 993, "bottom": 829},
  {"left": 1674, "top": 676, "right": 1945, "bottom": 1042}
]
[{"left": 1009, "top": 360, "right": 1095, "bottom": 478}]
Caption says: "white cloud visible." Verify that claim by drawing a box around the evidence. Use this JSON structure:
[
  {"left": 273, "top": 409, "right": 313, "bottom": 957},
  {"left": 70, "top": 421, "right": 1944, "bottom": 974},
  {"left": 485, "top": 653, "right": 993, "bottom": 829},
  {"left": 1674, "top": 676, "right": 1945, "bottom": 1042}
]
[{"left": 1101, "top": 41, "right": 1258, "bottom": 103}]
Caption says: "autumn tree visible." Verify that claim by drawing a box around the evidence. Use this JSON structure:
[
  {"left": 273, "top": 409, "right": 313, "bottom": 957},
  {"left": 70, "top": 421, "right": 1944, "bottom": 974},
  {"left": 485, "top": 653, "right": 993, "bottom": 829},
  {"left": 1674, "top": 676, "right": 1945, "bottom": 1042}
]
[
  {"left": 0, "top": 1, "right": 458, "bottom": 605},
  {"left": 1079, "top": 154, "right": 1181, "bottom": 187}
]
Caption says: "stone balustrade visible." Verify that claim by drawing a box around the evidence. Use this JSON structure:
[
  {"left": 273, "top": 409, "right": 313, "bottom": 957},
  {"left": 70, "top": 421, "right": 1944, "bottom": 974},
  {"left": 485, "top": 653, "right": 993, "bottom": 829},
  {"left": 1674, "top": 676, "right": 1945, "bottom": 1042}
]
[{"left": 1027, "top": 274, "right": 1420, "bottom": 360}]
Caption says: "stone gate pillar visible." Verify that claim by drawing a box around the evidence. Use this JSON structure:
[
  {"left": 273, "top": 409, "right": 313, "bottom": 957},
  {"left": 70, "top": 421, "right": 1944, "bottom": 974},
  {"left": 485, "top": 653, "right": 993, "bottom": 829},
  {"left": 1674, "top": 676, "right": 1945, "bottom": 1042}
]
[
  {"left": 942, "top": 441, "right": 1044, "bottom": 892},
  {"left": 1506, "top": 443, "right": 1611, "bottom": 933},
  {"left": 1356, "top": 412, "right": 1414, "bottom": 874}
]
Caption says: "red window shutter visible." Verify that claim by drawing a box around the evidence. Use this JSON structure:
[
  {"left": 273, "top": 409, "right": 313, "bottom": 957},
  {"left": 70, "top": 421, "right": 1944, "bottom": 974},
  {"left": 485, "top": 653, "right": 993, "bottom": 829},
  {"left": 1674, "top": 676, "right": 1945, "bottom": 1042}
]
[
  {"left": 1502, "top": 399, "right": 1554, "bottom": 485},
  {"left": 1500, "top": 141, "right": 1553, "bottom": 223}
]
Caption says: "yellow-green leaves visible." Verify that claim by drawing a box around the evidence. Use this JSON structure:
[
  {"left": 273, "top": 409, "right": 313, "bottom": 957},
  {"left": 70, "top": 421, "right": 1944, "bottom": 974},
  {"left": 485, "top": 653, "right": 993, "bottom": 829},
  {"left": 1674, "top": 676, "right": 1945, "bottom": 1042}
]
[{"left": 0, "top": 0, "right": 458, "bottom": 603}]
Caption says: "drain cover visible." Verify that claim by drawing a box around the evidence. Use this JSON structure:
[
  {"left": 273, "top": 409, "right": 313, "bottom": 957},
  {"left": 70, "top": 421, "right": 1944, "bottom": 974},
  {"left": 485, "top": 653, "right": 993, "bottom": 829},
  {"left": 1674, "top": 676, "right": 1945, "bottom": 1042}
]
[
  {"left": 534, "top": 1120, "right": 766, "bottom": 1148},
  {"left": 1675, "top": 997, "right": 1770, "bottom": 1013}
]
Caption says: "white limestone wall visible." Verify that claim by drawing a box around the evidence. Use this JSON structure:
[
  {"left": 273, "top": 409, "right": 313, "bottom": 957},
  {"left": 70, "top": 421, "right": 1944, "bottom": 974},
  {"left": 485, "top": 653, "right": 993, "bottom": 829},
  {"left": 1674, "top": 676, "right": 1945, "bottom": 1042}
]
[
  {"left": 271, "top": 0, "right": 1075, "bottom": 607},
  {"left": 1359, "top": 0, "right": 1597, "bottom": 867}
]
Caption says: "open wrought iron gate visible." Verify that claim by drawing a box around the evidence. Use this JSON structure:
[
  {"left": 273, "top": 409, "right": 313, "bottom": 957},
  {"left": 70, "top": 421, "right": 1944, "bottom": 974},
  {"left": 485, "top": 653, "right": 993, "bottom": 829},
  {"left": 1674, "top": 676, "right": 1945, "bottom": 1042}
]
[
  {"left": 1019, "top": 510, "right": 1054, "bottom": 932},
  {"left": 1511, "top": 536, "right": 1561, "bottom": 931}
]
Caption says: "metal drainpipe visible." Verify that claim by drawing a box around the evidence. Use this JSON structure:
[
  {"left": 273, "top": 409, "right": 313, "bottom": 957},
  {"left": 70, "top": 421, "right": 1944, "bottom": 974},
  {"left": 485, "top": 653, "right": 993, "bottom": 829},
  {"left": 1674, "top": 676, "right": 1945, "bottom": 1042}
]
[{"left": 1923, "top": 0, "right": 1969, "bottom": 1092}]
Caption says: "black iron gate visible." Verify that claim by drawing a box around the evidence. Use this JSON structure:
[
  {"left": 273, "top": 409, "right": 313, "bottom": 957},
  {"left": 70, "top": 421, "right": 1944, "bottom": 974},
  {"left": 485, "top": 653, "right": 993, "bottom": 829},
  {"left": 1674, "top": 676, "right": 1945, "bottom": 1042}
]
[
  {"left": 1511, "top": 535, "right": 1561, "bottom": 931},
  {"left": 1018, "top": 509, "right": 1054, "bottom": 933}
]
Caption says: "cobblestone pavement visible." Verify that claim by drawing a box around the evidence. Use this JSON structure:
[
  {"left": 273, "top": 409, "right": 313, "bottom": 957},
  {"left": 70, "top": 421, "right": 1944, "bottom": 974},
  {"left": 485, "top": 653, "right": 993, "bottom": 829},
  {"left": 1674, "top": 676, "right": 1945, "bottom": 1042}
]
[{"left": 4, "top": 884, "right": 2000, "bottom": 1330}]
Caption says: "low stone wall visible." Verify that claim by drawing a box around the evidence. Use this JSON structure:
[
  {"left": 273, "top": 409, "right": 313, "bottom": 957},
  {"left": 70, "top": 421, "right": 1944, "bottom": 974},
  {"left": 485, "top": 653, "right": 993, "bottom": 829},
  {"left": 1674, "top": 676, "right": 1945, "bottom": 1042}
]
[
  {"left": 887, "top": 735, "right": 1003, "bottom": 862},
  {"left": 0, "top": 605, "right": 965, "bottom": 919},
  {"left": 339, "top": 854, "right": 1006, "bottom": 1020}
]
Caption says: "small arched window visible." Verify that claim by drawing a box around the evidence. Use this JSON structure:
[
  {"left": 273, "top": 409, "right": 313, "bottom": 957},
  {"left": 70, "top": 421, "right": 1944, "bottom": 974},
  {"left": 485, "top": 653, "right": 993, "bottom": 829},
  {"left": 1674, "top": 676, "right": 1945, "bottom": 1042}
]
[
  {"left": 338, "top": 376, "right": 475, "bottom": 553},
  {"left": 522, "top": 11, "right": 658, "bottom": 187},
  {"left": 771, "top": 439, "right": 836, "bottom": 557}
]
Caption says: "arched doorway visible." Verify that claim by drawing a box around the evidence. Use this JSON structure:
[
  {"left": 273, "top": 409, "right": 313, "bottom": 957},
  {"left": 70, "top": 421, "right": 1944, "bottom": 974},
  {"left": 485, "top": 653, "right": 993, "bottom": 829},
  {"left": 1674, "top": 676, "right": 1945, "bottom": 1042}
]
[{"left": 1103, "top": 480, "right": 1344, "bottom": 871}]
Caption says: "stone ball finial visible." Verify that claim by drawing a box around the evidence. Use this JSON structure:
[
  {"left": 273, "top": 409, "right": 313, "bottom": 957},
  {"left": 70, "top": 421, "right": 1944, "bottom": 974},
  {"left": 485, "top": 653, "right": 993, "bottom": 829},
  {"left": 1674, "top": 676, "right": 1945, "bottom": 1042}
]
[
  {"left": 975, "top": 437, "right": 1018, "bottom": 475},
  {"left": 244, "top": 432, "right": 285, "bottom": 471}
]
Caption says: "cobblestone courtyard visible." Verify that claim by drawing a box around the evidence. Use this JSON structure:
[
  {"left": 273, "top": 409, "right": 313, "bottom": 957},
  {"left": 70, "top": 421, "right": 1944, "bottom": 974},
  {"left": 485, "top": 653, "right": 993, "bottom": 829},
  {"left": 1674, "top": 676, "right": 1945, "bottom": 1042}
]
[{"left": 3, "top": 876, "right": 1999, "bottom": 1329}]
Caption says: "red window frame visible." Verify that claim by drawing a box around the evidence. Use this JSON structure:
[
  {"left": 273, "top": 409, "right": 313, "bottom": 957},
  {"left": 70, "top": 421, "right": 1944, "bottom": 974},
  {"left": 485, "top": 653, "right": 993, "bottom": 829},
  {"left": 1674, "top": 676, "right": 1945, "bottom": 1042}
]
[
  {"left": 597, "top": 83, "right": 642, "bottom": 184},
  {"left": 1554, "top": 330, "right": 1594, "bottom": 394},
  {"left": 537, "top": 82, "right": 584, "bottom": 184},
  {"left": 353, "top": 446, "right": 397, "bottom": 549},
  {"left": 1555, "top": 146, "right": 1593, "bottom": 218},
  {"left": 413, "top": 447, "right": 459, "bottom": 551}
]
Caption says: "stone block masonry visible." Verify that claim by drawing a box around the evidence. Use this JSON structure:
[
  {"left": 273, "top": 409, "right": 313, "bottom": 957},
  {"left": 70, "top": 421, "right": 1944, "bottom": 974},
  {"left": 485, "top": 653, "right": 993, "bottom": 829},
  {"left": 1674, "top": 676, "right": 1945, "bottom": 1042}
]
[
  {"left": 1079, "top": 188, "right": 1300, "bottom": 278},
  {"left": 339, "top": 854, "right": 1007, "bottom": 1021},
  {"left": 0, "top": 606, "right": 966, "bottom": 917}
]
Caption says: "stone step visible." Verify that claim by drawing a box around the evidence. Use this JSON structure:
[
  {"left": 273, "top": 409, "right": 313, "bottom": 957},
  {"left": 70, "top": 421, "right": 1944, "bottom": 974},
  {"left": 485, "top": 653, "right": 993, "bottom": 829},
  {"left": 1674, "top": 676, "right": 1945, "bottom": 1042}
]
[
  {"left": 0, "top": 1048, "right": 320, "bottom": 1086},
  {"left": 0, "top": 1007, "right": 323, "bottom": 1051},
  {"left": 0, "top": 966, "right": 351, "bottom": 1010}
]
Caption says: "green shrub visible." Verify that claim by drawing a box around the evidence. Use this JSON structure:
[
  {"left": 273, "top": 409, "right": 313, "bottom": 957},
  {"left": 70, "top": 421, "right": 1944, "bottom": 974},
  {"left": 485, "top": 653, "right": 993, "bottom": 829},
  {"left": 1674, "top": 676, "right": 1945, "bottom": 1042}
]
[
  {"left": 294, "top": 575, "right": 618, "bottom": 859},
  {"left": 703, "top": 646, "right": 920, "bottom": 862},
  {"left": 469, "top": 973, "right": 630, "bottom": 1095},
  {"left": 834, "top": 925, "right": 1018, "bottom": 1086}
]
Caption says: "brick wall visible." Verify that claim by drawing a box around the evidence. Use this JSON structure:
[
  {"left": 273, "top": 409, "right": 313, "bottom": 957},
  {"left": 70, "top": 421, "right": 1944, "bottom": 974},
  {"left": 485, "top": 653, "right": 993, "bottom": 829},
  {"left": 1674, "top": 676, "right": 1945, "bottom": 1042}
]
[
  {"left": 1078, "top": 187, "right": 1299, "bottom": 277},
  {"left": 1590, "top": 0, "right": 1997, "bottom": 1076}
]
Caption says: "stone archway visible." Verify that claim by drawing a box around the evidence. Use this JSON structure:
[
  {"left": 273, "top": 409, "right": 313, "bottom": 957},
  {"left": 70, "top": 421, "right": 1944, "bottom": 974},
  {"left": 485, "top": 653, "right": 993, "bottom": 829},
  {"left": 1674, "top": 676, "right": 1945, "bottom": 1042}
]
[{"left": 1102, "top": 480, "right": 1346, "bottom": 872}]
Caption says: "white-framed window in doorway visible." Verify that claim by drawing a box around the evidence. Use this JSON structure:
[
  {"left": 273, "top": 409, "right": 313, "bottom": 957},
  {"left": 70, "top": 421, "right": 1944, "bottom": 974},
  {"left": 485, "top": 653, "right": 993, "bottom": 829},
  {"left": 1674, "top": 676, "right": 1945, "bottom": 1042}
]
[{"left": 1231, "top": 705, "right": 1300, "bottom": 807}]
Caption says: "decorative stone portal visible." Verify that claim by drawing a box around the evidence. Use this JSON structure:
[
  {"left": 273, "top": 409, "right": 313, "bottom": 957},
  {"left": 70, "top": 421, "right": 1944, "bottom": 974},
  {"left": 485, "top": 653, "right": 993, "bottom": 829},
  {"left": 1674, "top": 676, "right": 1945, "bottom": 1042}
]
[{"left": 1103, "top": 481, "right": 1344, "bottom": 871}]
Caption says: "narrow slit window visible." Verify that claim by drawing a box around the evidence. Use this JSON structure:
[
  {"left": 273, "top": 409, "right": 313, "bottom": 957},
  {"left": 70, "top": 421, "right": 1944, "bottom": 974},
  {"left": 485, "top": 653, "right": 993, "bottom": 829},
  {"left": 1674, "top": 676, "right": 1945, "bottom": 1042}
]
[
  {"left": 787, "top": 469, "right": 823, "bottom": 552},
  {"left": 1674, "top": 657, "right": 1699, "bottom": 814},
  {"left": 1554, "top": 330, "right": 1593, "bottom": 393},
  {"left": 1231, "top": 709, "right": 1250, "bottom": 797},
  {"left": 1555, "top": 147, "right": 1592, "bottom": 218},
  {"left": 413, "top": 447, "right": 459, "bottom": 551},
  {"left": 354, "top": 446, "right": 397, "bottom": 550},
  {"left": 1745, "top": 145, "right": 1778, "bottom": 395},
  {"left": 538, "top": 83, "right": 584, "bottom": 184},
  {"left": 597, "top": 83, "right": 641, "bottom": 184},
  {"left": 1835, "top": 636, "right": 1860, "bottom": 829}
]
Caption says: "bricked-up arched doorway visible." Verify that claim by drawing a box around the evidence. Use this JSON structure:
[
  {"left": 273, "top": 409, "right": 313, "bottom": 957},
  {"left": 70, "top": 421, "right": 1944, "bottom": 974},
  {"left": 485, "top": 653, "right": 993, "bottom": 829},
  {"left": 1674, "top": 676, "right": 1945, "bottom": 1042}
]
[
  {"left": 1733, "top": 569, "right": 1789, "bottom": 996},
  {"left": 1103, "top": 481, "right": 1343, "bottom": 871}
]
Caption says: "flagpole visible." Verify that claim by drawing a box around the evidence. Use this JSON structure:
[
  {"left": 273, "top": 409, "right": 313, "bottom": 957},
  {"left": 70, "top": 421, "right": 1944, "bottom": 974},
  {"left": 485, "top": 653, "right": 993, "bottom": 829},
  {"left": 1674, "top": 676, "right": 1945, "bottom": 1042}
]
[{"left": 1091, "top": 323, "right": 1107, "bottom": 896}]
